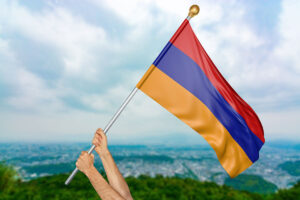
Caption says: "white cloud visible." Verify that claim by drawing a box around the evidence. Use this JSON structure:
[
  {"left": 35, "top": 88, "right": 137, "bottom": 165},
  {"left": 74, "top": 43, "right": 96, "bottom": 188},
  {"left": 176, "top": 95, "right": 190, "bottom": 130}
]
[
  {"left": 274, "top": 0, "right": 300, "bottom": 72},
  {"left": 6, "top": 68, "right": 65, "bottom": 112},
  {"left": 80, "top": 85, "right": 131, "bottom": 112},
  {"left": 6, "top": 3, "right": 107, "bottom": 79},
  {"left": 0, "top": 37, "right": 64, "bottom": 113}
]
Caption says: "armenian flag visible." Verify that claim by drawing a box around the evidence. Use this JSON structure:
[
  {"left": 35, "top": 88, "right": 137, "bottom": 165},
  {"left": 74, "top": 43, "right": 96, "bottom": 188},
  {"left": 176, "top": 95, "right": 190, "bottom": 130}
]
[{"left": 137, "top": 19, "right": 264, "bottom": 178}]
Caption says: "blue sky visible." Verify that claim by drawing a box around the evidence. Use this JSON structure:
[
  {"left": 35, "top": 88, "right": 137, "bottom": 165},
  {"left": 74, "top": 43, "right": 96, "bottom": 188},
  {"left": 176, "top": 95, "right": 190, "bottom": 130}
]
[{"left": 0, "top": 0, "right": 299, "bottom": 143}]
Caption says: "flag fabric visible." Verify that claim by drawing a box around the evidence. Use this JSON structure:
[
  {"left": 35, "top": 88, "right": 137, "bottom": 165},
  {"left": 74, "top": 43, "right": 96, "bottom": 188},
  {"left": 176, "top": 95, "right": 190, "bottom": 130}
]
[{"left": 136, "top": 19, "right": 265, "bottom": 178}]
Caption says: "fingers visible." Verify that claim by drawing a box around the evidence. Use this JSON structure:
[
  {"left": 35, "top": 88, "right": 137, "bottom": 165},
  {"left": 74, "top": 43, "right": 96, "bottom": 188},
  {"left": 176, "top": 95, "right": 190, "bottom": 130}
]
[
  {"left": 96, "top": 128, "right": 103, "bottom": 135},
  {"left": 95, "top": 128, "right": 106, "bottom": 142},
  {"left": 79, "top": 151, "right": 89, "bottom": 160},
  {"left": 92, "top": 137, "right": 101, "bottom": 146},
  {"left": 78, "top": 151, "right": 94, "bottom": 162},
  {"left": 98, "top": 130, "right": 106, "bottom": 139},
  {"left": 93, "top": 128, "right": 106, "bottom": 146},
  {"left": 93, "top": 128, "right": 103, "bottom": 143},
  {"left": 96, "top": 128, "right": 106, "bottom": 138},
  {"left": 76, "top": 152, "right": 94, "bottom": 173}
]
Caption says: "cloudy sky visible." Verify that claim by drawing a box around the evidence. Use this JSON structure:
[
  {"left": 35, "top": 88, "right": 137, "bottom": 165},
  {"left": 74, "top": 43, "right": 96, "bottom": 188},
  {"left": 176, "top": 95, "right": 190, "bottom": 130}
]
[{"left": 0, "top": 0, "right": 299, "bottom": 144}]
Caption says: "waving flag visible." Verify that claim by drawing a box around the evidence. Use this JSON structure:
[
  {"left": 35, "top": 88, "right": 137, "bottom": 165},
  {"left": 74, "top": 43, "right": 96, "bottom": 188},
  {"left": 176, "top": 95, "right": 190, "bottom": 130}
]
[{"left": 137, "top": 19, "right": 264, "bottom": 178}]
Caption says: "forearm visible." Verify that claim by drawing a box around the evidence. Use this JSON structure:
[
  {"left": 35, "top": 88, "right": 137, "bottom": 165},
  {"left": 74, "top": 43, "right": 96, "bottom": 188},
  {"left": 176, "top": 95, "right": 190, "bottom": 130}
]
[
  {"left": 85, "top": 166, "right": 125, "bottom": 200},
  {"left": 100, "top": 150, "right": 133, "bottom": 200}
]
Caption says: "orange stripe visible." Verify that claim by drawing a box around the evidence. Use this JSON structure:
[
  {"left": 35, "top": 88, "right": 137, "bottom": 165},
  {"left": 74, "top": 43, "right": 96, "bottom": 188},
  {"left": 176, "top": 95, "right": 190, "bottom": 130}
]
[{"left": 137, "top": 65, "right": 252, "bottom": 177}]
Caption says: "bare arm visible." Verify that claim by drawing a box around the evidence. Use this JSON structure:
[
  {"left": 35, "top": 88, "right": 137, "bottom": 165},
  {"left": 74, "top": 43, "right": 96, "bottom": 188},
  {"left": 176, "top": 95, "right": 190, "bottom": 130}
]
[
  {"left": 76, "top": 151, "right": 125, "bottom": 200},
  {"left": 93, "top": 129, "right": 133, "bottom": 200}
]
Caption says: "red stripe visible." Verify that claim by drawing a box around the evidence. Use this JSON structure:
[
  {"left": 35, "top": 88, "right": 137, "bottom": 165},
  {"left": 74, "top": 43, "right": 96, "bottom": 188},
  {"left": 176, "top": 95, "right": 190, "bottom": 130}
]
[{"left": 170, "top": 20, "right": 265, "bottom": 143}]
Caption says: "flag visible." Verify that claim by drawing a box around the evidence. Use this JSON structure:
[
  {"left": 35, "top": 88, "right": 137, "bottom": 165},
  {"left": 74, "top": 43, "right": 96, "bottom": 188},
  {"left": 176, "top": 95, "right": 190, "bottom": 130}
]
[{"left": 136, "top": 19, "right": 264, "bottom": 178}]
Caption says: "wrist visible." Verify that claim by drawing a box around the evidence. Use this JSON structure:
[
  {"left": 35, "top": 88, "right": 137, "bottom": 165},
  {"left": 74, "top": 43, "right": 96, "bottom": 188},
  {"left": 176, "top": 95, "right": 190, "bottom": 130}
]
[
  {"left": 99, "top": 149, "right": 110, "bottom": 159},
  {"left": 83, "top": 165, "right": 96, "bottom": 177}
]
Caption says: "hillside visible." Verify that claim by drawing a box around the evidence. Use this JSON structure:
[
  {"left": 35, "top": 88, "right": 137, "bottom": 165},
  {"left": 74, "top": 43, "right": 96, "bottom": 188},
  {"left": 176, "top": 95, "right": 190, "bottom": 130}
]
[
  {"left": 278, "top": 160, "right": 300, "bottom": 176},
  {"left": 1, "top": 163, "right": 300, "bottom": 200},
  {"left": 224, "top": 174, "right": 277, "bottom": 194}
]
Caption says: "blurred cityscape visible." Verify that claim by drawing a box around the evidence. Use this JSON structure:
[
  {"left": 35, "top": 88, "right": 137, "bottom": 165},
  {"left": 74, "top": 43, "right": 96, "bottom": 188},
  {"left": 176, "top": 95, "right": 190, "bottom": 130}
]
[{"left": 0, "top": 142, "right": 299, "bottom": 189}]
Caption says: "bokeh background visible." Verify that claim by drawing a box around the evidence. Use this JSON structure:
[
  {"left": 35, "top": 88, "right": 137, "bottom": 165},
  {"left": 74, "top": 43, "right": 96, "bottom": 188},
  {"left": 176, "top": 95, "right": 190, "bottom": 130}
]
[{"left": 0, "top": 0, "right": 300, "bottom": 199}]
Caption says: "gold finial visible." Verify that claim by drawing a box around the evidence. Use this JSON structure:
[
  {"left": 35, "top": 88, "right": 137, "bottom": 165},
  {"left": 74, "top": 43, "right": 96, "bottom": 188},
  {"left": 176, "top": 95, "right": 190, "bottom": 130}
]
[{"left": 188, "top": 5, "right": 200, "bottom": 19}]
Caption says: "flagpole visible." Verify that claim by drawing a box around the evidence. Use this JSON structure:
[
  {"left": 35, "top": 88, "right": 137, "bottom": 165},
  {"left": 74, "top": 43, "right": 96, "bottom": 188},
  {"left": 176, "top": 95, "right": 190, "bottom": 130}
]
[
  {"left": 65, "top": 87, "right": 138, "bottom": 185},
  {"left": 64, "top": 4, "right": 199, "bottom": 185}
]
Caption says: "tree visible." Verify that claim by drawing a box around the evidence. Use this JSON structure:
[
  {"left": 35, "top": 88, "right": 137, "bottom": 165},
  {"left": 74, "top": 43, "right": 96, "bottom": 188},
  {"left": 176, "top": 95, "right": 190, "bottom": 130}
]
[{"left": 0, "top": 162, "right": 19, "bottom": 192}]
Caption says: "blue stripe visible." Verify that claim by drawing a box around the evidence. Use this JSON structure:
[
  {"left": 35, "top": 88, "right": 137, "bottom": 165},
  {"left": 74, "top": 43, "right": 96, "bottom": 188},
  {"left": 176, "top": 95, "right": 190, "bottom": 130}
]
[{"left": 154, "top": 42, "right": 263, "bottom": 163}]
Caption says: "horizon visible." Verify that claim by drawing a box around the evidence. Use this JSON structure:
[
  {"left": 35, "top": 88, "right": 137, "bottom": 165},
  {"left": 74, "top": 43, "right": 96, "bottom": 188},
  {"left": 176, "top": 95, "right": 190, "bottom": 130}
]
[{"left": 1, "top": 137, "right": 299, "bottom": 146}]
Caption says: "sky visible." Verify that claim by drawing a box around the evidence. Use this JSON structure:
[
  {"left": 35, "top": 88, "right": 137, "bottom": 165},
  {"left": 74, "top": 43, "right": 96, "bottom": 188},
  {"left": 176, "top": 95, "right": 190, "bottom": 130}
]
[{"left": 0, "top": 0, "right": 299, "bottom": 144}]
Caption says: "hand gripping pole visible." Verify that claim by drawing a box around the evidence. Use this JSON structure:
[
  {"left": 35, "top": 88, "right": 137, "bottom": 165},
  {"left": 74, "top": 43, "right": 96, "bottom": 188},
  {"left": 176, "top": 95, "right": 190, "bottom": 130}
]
[{"left": 65, "top": 87, "right": 138, "bottom": 185}]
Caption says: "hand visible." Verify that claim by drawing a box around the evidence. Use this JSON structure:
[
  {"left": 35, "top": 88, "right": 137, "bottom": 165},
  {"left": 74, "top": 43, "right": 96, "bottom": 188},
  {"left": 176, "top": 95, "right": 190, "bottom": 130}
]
[
  {"left": 92, "top": 128, "right": 109, "bottom": 157},
  {"left": 76, "top": 151, "right": 95, "bottom": 174}
]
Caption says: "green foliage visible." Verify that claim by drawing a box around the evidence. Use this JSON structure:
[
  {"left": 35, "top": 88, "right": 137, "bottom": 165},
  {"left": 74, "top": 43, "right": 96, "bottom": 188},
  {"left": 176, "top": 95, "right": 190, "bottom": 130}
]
[
  {"left": 224, "top": 174, "right": 278, "bottom": 194},
  {"left": 278, "top": 160, "right": 300, "bottom": 176},
  {"left": 0, "top": 162, "right": 300, "bottom": 200},
  {"left": 0, "top": 161, "right": 19, "bottom": 192},
  {"left": 22, "top": 163, "right": 75, "bottom": 175},
  {"left": 271, "top": 182, "right": 300, "bottom": 200},
  {"left": 126, "top": 175, "right": 261, "bottom": 200}
]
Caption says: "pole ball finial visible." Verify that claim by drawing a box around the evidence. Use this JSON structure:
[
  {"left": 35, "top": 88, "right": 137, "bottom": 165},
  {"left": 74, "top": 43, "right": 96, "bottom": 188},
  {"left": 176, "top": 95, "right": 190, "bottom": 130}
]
[{"left": 188, "top": 5, "right": 200, "bottom": 18}]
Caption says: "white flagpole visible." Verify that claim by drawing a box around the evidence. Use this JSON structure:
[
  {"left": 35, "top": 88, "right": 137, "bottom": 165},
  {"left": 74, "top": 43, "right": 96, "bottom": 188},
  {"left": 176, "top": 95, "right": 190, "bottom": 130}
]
[
  {"left": 65, "top": 4, "right": 199, "bottom": 185},
  {"left": 65, "top": 87, "right": 138, "bottom": 185}
]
